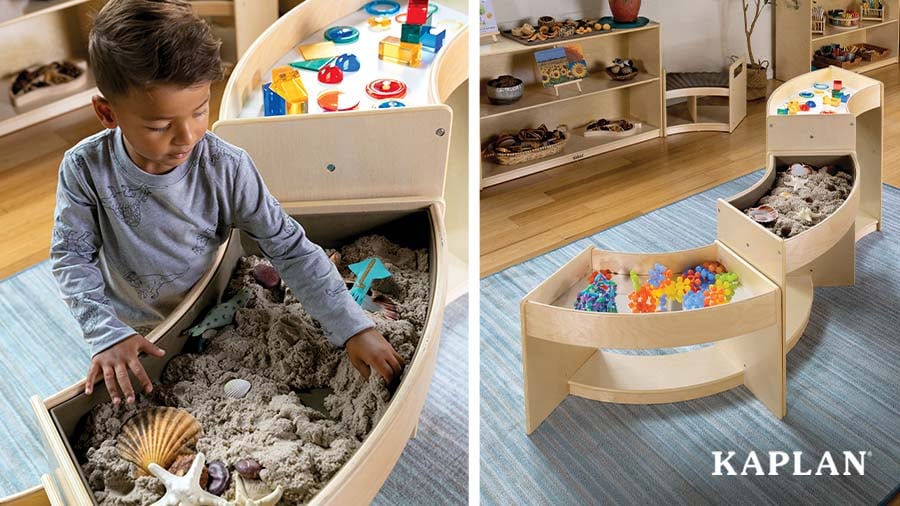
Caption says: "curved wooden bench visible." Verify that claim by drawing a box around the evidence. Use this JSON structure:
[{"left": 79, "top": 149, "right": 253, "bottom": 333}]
[{"left": 664, "top": 57, "right": 747, "bottom": 135}]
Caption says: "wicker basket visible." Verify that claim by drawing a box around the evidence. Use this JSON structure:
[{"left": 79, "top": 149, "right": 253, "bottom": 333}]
[
  {"left": 828, "top": 12, "right": 860, "bottom": 28},
  {"left": 483, "top": 126, "right": 568, "bottom": 166},
  {"left": 605, "top": 67, "right": 639, "bottom": 81}
]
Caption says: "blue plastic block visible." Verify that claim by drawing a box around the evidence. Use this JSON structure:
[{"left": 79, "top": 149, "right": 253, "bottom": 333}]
[
  {"left": 420, "top": 26, "right": 446, "bottom": 53},
  {"left": 263, "top": 83, "right": 285, "bottom": 116}
]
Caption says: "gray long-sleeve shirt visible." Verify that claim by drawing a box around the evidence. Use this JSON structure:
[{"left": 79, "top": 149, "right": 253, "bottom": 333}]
[{"left": 50, "top": 128, "right": 372, "bottom": 356}]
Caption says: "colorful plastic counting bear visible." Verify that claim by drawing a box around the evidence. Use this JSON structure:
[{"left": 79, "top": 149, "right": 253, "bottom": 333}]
[{"left": 378, "top": 35, "right": 422, "bottom": 66}]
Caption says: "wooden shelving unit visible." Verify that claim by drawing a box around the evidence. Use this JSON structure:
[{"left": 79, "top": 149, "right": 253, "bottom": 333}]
[
  {"left": 775, "top": 0, "right": 900, "bottom": 81},
  {"left": 0, "top": 0, "right": 101, "bottom": 137},
  {"left": 0, "top": 0, "right": 277, "bottom": 138},
  {"left": 480, "top": 21, "right": 663, "bottom": 189}
]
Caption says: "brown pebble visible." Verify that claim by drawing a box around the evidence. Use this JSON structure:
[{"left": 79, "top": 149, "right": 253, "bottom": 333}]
[
  {"left": 252, "top": 264, "right": 281, "bottom": 289},
  {"left": 168, "top": 454, "right": 208, "bottom": 489},
  {"left": 780, "top": 225, "right": 792, "bottom": 236},
  {"left": 235, "top": 458, "right": 263, "bottom": 479}
]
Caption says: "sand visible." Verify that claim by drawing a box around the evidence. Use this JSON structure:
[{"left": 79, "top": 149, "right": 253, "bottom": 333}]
[
  {"left": 745, "top": 163, "right": 853, "bottom": 238},
  {"left": 75, "top": 235, "right": 429, "bottom": 505}
]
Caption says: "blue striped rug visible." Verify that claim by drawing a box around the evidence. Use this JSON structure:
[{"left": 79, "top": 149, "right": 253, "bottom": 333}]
[
  {"left": 0, "top": 265, "right": 467, "bottom": 505},
  {"left": 481, "top": 173, "right": 900, "bottom": 505}
]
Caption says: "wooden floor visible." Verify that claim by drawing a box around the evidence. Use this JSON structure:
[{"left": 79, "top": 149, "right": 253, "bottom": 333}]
[
  {"left": 481, "top": 63, "right": 900, "bottom": 277},
  {"left": 0, "top": 81, "right": 225, "bottom": 280}
]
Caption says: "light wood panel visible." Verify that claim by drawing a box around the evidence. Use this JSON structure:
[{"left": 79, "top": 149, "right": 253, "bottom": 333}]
[{"left": 482, "top": 64, "right": 900, "bottom": 277}]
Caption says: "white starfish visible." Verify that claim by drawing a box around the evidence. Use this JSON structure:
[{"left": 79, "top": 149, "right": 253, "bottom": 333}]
[
  {"left": 232, "top": 475, "right": 283, "bottom": 506},
  {"left": 796, "top": 207, "right": 818, "bottom": 224},
  {"left": 149, "top": 453, "right": 229, "bottom": 506},
  {"left": 786, "top": 175, "right": 808, "bottom": 193}
]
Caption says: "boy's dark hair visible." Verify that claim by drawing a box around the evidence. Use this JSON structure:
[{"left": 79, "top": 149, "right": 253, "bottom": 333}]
[{"left": 89, "top": 0, "right": 223, "bottom": 98}]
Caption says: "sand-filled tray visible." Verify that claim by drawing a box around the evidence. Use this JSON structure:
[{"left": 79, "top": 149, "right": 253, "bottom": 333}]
[
  {"left": 33, "top": 206, "right": 446, "bottom": 505},
  {"left": 74, "top": 234, "right": 427, "bottom": 505},
  {"left": 718, "top": 154, "right": 861, "bottom": 279}
]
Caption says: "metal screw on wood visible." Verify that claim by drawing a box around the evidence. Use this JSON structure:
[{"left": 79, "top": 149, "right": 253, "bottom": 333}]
[{"left": 435, "top": 128, "right": 445, "bottom": 136}]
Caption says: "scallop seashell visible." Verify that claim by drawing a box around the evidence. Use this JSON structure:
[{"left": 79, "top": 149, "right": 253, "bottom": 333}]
[
  {"left": 116, "top": 407, "right": 202, "bottom": 476},
  {"left": 224, "top": 378, "right": 252, "bottom": 399},
  {"left": 748, "top": 205, "right": 778, "bottom": 223}
]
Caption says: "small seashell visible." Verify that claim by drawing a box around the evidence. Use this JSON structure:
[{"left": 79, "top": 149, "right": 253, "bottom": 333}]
[
  {"left": 168, "top": 454, "right": 209, "bottom": 489},
  {"left": 206, "top": 460, "right": 230, "bottom": 496},
  {"left": 252, "top": 264, "right": 281, "bottom": 290},
  {"left": 224, "top": 378, "right": 251, "bottom": 399},
  {"left": 748, "top": 205, "right": 778, "bottom": 223},
  {"left": 234, "top": 458, "right": 263, "bottom": 479},
  {"left": 116, "top": 408, "right": 202, "bottom": 476},
  {"left": 790, "top": 163, "right": 813, "bottom": 176}
]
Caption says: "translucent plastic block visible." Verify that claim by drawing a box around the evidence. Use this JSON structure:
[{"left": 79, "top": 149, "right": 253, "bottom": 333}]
[
  {"left": 420, "top": 26, "right": 445, "bottom": 53},
  {"left": 379, "top": 36, "right": 422, "bottom": 66},
  {"left": 263, "top": 83, "right": 285, "bottom": 116},
  {"left": 401, "top": 22, "right": 424, "bottom": 44},
  {"left": 407, "top": 0, "right": 428, "bottom": 24}
]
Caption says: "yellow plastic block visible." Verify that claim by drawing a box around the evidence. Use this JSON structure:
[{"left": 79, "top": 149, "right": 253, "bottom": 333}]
[
  {"left": 271, "top": 65, "right": 308, "bottom": 114},
  {"left": 298, "top": 41, "right": 337, "bottom": 60},
  {"left": 378, "top": 36, "right": 422, "bottom": 67}
]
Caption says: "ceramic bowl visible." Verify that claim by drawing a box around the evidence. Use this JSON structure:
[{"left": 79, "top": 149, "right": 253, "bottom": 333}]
[{"left": 486, "top": 75, "right": 524, "bottom": 105}]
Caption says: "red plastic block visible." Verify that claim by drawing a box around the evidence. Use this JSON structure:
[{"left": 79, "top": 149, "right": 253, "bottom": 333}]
[{"left": 407, "top": 0, "right": 428, "bottom": 25}]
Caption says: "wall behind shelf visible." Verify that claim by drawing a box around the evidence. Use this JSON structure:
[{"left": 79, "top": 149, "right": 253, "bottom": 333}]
[{"left": 489, "top": 0, "right": 773, "bottom": 77}]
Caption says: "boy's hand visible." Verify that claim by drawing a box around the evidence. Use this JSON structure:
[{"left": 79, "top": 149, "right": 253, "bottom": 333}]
[
  {"left": 345, "top": 328, "right": 405, "bottom": 387},
  {"left": 85, "top": 334, "right": 165, "bottom": 405}
]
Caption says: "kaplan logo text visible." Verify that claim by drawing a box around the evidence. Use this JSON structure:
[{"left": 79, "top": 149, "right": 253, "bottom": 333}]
[{"left": 711, "top": 451, "right": 869, "bottom": 476}]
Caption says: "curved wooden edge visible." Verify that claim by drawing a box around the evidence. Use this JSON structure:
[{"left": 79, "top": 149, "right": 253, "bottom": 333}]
[
  {"left": 429, "top": 26, "right": 469, "bottom": 104},
  {"left": 785, "top": 274, "right": 813, "bottom": 352},
  {"left": 783, "top": 153, "right": 861, "bottom": 273},
  {"left": 568, "top": 347, "right": 744, "bottom": 404},
  {"left": 665, "top": 87, "right": 730, "bottom": 99},
  {"left": 0, "top": 483, "right": 50, "bottom": 506},
  {"left": 311, "top": 204, "right": 448, "bottom": 505},
  {"left": 28, "top": 397, "right": 93, "bottom": 506},
  {"left": 665, "top": 123, "right": 730, "bottom": 135},
  {"left": 767, "top": 66, "right": 883, "bottom": 117}
]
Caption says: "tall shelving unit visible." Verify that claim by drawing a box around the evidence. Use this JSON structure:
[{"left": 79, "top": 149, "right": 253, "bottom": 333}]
[
  {"left": 775, "top": 0, "right": 900, "bottom": 81},
  {"left": 480, "top": 22, "right": 663, "bottom": 189}
]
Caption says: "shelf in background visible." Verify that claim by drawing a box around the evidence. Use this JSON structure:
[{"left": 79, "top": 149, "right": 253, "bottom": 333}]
[
  {"left": 0, "top": 0, "right": 91, "bottom": 29},
  {"left": 480, "top": 22, "right": 660, "bottom": 58},
  {"left": 481, "top": 123, "right": 660, "bottom": 188},
  {"left": 0, "top": 67, "right": 97, "bottom": 138},
  {"left": 811, "top": 18, "right": 899, "bottom": 41},
  {"left": 481, "top": 73, "right": 659, "bottom": 120},
  {"left": 812, "top": 56, "right": 898, "bottom": 74}
]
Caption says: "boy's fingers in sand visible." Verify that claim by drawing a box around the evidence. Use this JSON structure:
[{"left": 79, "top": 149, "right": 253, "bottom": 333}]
[
  {"left": 386, "top": 353, "right": 403, "bottom": 379},
  {"left": 351, "top": 355, "right": 371, "bottom": 379},
  {"left": 373, "top": 358, "right": 395, "bottom": 384},
  {"left": 85, "top": 362, "right": 100, "bottom": 395},
  {"left": 128, "top": 359, "right": 153, "bottom": 395},
  {"left": 103, "top": 365, "right": 121, "bottom": 404},
  {"left": 115, "top": 364, "right": 135, "bottom": 404}
]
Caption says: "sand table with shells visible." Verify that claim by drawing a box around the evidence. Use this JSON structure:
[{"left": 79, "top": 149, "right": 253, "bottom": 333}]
[
  {"left": 744, "top": 163, "right": 853, "bottom": 238},
  {"left": 74, "top": 235, "right": 430, "bottom": 505}
]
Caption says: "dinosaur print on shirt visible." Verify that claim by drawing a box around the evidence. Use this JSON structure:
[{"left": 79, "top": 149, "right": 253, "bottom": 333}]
[
  {"left": 124, "top": 269, "right": 187, "bottom": 301},
  {"left": 99, "top": 184, "right": 152, "bottom": 227}
]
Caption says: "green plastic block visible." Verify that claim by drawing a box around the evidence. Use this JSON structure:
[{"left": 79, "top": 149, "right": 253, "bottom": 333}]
[
  {"left": 401, "top": 23, "right": 424, "bottom": 44},
  {"left": 289, "top": 57, "right": 335, "bottom": 71}
]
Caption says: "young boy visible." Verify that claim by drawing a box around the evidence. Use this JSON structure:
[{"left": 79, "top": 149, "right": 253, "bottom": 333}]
[{"left": 51, "top": 0, "right": 403, "bottom": 406}]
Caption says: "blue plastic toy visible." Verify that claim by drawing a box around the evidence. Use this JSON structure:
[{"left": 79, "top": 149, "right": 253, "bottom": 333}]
[
  {"left": 574, "top": 275, "right": 618, "bottom": 313},
  {"left": 648, "top": 263, "right": 669, "bottom": 288},
  {"left": 335, "top": 53, "right": 361, "bottom": 72},
  {"left": 324, "top": 26, "right": 360, "bottom": 44},
  {"left": 365, "top": 0, "right": 400, "bottom": 15},
  {"left": 349, "top": 257, "right": 392, "bottom": 304},
  {"left": 420, "top": 26, "right": 446, "bottom": 53},
  {"left": 377, "top": 100, "right": 406, "bottom": 108},
  {"left": 263, "top": 83, "right": 285, "bottom": 116},
  {"left": 683, "top": 290, "right": 705, "bottom": 310}
]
